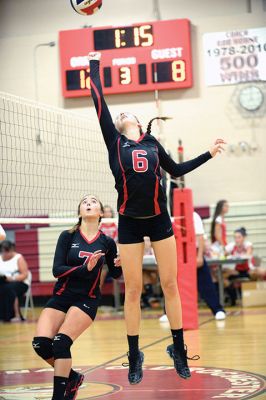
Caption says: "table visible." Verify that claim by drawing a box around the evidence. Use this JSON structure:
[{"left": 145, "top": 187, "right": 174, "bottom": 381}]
[
  {"left": 206, "top": 257, "right": 249, "bottom": 306},
  {"left": 142, "top": 254, "right": 157, "bottom": 270}
]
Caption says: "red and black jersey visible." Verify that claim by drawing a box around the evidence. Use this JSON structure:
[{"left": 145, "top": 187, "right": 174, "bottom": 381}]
[
  {"left": 52, "top": 229, "right": 122, "bottom": 298},
  {"left": 90, "top": 60, "right": 212, "bottom": 218}
]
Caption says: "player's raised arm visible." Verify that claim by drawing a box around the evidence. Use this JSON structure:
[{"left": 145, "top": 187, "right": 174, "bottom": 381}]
[
  {"left": 89, "top": 52, "right": 119, "bottom": 149},
  {"left": 156, "top": 138, "right": 226, "bottom": 177}
]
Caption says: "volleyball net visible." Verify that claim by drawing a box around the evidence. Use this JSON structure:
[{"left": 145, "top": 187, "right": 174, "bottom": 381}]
[{"left": 0, "top": 92, "right": 116, "bottom": 225}]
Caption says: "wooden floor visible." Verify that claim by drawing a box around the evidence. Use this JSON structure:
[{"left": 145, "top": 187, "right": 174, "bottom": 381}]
[{"left": 0, "top": 306, "right": 266, "bottom": 400}]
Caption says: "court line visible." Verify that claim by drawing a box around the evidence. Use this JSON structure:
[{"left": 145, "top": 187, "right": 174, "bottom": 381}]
[{"left": 81, "top": 316, "right": 214, "bottom": 376}]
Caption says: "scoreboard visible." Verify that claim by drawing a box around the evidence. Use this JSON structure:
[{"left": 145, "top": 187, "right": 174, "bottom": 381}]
[{"left": 59, "top": 19, "right": 193, "bottom": 97}]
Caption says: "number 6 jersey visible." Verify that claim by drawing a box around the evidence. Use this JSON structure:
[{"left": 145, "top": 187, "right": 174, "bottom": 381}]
[{"left": 90, "top": 60, "right": 212, "bottom": 217}]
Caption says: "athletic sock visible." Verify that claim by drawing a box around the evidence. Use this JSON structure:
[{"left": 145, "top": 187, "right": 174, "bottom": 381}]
[
  {"left": 52, "top": 376, "right": 68, "bottom": 400},
  {"left": 171, "top": 328, "right": 185, "bottom": 356},
  {"left": 127, "top": 335, "right": 139, "bottom": 358}
]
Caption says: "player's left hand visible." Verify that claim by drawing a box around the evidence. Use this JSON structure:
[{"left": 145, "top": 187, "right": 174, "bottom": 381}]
[
  {"left": 114, "top": 256, "right": 121, "bottom": 267},
  {"left": 87, "top": 250, "right": 105, "bottom": 271},
  {"left": 209, "top": 139, "right": 226, "bottom": 157}
]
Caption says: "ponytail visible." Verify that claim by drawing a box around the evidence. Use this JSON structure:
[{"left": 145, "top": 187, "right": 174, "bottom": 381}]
[
  {"left": 69, "top": 217, "right": 82, "bottom": 233},
  {"left": 146, "top": 117, "right": 172, "bottom": 135}
]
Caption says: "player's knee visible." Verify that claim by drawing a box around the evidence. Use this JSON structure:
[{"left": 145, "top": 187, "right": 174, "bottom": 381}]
[
  {"left": 161, "top": 280, "right": 178, "bottom": 298},
  {"left": 125, "top": 286, "right": 142, "bottom": 302},
  {"left": 32, "top": 336, "right": 54, "bottom": 360},
  {"left": 52, "top": 333, "right": 73, "bottom": 360}
]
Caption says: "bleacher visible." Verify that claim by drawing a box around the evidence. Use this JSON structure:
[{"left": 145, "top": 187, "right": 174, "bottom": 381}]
[{"left": 12, "top": 201, "right": 266, "bottom": 300}]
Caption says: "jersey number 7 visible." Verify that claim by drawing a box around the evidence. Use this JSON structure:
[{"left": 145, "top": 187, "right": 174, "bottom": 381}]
[{"left": 79, "top": 251, "right": 93, "bottom": 265}]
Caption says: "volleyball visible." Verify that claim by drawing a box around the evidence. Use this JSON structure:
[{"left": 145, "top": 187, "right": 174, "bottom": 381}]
[{"left": 70, "top": 0, "right": 102, "bottom": 16}]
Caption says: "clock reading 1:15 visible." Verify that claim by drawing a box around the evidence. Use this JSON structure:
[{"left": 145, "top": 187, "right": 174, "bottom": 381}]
[{"left": 93, "top": 25, "right": 154, "bottom": 50}]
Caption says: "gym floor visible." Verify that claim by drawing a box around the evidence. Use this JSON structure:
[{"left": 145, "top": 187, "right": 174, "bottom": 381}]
[{"left": 0, "top": 306, "right": 265, "bottom": 400}]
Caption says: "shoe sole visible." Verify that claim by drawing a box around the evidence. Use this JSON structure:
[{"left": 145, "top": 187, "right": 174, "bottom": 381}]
[
  {"left": 166, "top": 347, "right": 191, "bottom": 380},
  {"left": 129, "top": 375, "right": 143, "bottom": 385}
]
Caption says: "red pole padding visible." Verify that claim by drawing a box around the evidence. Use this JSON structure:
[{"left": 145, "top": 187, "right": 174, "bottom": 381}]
[{"left": 173, "top": 188, "right": 198, "bottom": 330}]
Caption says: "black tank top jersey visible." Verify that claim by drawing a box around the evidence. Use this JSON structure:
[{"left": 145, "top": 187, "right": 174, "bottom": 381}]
[
  {"left": 52, "top": 229, "right": 122, "bottom": 299},
  {"left": 90, "top": 60, "right": 212, "bottom": 218}
]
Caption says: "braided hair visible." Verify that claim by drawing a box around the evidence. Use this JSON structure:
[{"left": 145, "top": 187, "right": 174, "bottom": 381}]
[{"left": 146, "top": 117, "right": 172, "bottom": 135}]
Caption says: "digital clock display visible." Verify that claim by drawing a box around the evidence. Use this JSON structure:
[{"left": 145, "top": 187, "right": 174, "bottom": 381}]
[
  {"left": 94, "top": 25, "right": 153, "bottom": 50},
  {"left": 59, "top": 19, "right": 193, "bottom": 97}
]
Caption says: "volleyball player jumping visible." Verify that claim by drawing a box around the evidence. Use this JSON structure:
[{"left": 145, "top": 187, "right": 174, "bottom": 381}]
[
  {"left": 32, "top": 195, "right": 122, "bottom": 400},
  {"left": 89, "top": 52, "right": 225, "bottom": 384}
]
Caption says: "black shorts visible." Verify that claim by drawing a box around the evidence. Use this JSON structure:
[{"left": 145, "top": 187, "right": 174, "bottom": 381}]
[
  {"left": 118, "top": 212, "right": 173, "bottom": 244},
  {"left": 45, "top": 293, "right": 99, "bottom": 320}
]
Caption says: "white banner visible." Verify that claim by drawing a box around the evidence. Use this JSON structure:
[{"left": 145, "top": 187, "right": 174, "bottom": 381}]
[{"left": 203, "top": 27, "right": 266, "bottom": 86}]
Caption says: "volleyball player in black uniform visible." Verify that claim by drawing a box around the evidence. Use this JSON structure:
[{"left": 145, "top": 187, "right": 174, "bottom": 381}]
[
  {"left": 32, "top": 195, "right": 122, "bottom": 400},
  {"left": 89, "top": 52, "right": 225, "bottom": 384}
]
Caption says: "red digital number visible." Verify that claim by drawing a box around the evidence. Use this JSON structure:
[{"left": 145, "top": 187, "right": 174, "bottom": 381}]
[
  {"left": 79, "top": 251, "right": 93, "bottom": 264},
  {"left": 132, "top": 150, "right": 148, "bottom": 172}
]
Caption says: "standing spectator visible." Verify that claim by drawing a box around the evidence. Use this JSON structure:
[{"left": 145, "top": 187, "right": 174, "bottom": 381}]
[
  {"left": 210, "top": 200, "right": 229, "bottom": 248},
  {"left": 194, "top": 212, "right": 226, "bottom": 320},
  {"left": 0, "top": 240, "right": 29, "bottom": 322}
]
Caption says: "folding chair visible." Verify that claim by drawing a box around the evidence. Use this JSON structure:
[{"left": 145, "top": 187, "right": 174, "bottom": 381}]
[{"left": 23, "top": 270, "right": 35, "bottom": 319}]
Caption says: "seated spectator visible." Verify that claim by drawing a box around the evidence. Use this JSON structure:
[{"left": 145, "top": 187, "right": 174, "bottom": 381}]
[
  {"left": 0, "top": 240, "right": 29, "bottom": 322},
  {"left": 225, "top": 227, "right": 266, "bottom": 281},
  {"left": 0, "top": 225, "right": 6, "bottom": 241},
  {"left": 210, "top": 200, "right": 229, "bottom": 255}
]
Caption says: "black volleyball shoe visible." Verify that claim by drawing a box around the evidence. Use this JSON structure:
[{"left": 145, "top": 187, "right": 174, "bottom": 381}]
[
  {"left": 64, "top": 372, "right": 84, "bottom": 400},
  {"left": 166, "top": 344, "right": 199, "bottom": 379},
  {"left": 122, "top": 351, "right": 144, "bottom": 384}
]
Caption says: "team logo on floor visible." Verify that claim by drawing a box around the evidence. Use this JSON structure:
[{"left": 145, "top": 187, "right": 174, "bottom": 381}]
[{"left": 0, "top": 366, "right": 265, "bottom": 399}]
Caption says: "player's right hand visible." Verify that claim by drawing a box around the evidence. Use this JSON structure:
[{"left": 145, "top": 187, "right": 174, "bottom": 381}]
[
  {"left": 87, "top": 250, "right": 105, "bottom": 271},
  {"left": 88, "top": 52, "right": 101, "bottom": 61}
]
